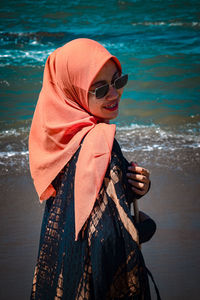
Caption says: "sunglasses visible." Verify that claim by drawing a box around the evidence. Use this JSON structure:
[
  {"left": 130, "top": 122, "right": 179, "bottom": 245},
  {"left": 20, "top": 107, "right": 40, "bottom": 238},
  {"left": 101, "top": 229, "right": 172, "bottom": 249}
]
[{"left": 88, "top": 74, "right": 128, "bottom": 99}]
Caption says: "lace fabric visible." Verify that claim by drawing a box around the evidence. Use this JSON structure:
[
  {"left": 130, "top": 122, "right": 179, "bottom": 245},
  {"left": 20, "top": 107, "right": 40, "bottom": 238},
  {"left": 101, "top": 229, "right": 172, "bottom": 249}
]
[{"left": 31, "top": 139, "right": 151, "bottom": 300}]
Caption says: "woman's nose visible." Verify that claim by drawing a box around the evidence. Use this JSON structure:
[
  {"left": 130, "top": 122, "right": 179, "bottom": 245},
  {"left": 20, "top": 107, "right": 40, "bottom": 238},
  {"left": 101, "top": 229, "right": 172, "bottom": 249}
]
[{"left": 106, "top": 85, "right": 118, "bottom": 100}]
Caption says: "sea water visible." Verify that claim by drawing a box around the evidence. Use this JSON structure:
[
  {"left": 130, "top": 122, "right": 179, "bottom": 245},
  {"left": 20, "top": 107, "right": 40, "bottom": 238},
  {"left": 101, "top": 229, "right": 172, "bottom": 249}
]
[{"left": 0, "top": 0, "right": 200, "bottom": 175}]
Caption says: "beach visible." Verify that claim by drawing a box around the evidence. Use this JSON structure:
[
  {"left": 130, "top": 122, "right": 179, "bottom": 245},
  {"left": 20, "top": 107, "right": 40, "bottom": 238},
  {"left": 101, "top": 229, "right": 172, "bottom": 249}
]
[
  {"left": 0, "top": 140, "right": 200, "bottom": 299},
  {"left": 0, "top": 0, "right": 200, "bottom": 298}
]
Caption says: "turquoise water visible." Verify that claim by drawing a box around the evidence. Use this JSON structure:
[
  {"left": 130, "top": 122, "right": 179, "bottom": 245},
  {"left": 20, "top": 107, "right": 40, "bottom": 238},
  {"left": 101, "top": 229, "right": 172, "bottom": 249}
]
[{"left": 0, "top": 0, "right": 200, "bottom": 172}]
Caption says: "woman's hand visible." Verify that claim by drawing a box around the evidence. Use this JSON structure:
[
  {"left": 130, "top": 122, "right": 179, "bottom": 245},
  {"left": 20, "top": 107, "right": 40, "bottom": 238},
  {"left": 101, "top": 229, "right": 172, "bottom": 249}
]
[{"left": 126, "top": 162, "right": 150, "bottom": 197}]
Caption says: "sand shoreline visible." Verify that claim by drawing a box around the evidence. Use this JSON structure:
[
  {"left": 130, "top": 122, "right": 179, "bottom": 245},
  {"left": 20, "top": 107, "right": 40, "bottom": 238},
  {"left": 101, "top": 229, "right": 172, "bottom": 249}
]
[{"left": 0, "top": 165, "right": 200, "bottom": 299}]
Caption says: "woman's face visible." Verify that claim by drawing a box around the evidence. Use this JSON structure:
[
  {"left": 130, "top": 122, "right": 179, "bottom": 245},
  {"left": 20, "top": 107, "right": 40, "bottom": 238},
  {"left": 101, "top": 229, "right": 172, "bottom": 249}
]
[{"left": 88, "top": 59, "right": 123, "bottom": 122}]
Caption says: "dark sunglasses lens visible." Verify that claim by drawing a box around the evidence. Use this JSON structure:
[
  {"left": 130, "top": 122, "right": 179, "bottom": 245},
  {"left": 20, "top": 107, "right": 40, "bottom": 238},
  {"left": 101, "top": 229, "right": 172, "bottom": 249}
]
[
  {"left": 96, "top": 84, "right": 109, "bottom": 99},
  {"left": 114, "top": 74, "right": 128, "bottom": 89}
]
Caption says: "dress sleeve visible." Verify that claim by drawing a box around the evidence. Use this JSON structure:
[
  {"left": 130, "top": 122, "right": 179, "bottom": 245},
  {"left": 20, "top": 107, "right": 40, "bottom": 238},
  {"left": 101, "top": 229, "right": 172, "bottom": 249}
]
[
  {"left": 84, "top": 140, "right": 151, "bottom": 299},
  {"left": 112, "top": 139, "right": 156, "bottom": 244},
  {"left": 111, "top": 139, "right": 141, "bottom": 205}
]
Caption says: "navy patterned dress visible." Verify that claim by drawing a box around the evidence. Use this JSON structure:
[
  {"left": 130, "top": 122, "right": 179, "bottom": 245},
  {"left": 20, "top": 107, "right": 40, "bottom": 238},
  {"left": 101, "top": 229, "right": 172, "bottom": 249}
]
[{"left": 31, "top": 139, "right": 156, "bottom": 300}]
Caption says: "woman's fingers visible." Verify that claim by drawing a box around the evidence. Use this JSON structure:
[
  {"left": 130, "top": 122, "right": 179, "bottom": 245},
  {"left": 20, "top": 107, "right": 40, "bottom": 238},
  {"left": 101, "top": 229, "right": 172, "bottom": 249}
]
[
  {"left": 126, "top": 173, "right": 148, "bottom": 183},
  {"left": 127, "top": 165, "right": 150, "bottom": 178},
  {"left": 131, "top": 186, "right": 146, "bottom": 196},
  {"left": 127, "top": 179, "right": 148, "bottom": 191}
]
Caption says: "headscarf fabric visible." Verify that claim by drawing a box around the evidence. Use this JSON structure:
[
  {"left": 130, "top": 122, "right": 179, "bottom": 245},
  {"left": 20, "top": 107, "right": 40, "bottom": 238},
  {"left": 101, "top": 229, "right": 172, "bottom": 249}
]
[{"left": 29, "top": 38, "right": 122, "bottom": 240}]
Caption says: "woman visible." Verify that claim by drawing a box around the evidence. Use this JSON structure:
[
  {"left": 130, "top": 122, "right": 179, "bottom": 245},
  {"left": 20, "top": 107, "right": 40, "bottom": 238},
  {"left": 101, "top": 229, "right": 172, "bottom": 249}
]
[{"left": 29, "top": 38, "right": 157, "bottom": 299}]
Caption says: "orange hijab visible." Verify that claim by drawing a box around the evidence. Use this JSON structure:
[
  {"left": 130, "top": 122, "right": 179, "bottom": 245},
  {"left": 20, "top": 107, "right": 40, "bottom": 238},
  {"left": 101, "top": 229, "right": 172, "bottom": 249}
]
[{"left": 29, "top": 38, "right": 122, "bottom": 240}]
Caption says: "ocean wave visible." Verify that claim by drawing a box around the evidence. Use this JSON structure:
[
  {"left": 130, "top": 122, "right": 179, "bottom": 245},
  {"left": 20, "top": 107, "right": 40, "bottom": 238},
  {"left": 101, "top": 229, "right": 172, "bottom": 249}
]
[
  {"left": 0, "top": 123, "right": 30, "bottom": 175},
  {"left": 0, "top": 31, "right": 73, "bottom": 46},
  {"left": 117, "top": 123, "right": 200, "bottom": 148},
  {"left": 0, "top": 128, "right": 25, "bottom": 137},
  {"left": 0, "top": 40, "right": 130, "bottom": 66},
  {"left": 131, "top": 21, "right": 200, "bottom": 28},
  {"left": 0, "top": 48, "right": 55, "bottom": 66},
  {"left": 0, "top": 150, "right": 28, "bottom": 158},
  {"left": 1, "top": 28, "right": 199, "bottom": 66},
  {"left": 0, "top": 121, "right": 199, "bottom": 175},
  {"left": 1, "top": 20, "right": 199, "bottom": 46}
]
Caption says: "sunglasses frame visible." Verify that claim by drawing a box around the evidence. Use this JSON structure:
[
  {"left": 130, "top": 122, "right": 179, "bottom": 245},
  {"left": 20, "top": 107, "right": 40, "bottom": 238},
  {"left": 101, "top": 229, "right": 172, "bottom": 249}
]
[{"left": 88, "top": 74, "right": 128, "bottom": 99}]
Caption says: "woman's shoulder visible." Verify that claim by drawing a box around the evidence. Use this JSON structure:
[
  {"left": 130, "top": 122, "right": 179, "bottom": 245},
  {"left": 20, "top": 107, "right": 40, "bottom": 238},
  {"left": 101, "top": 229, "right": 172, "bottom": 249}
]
[
  {"left": 112, "top": 138, "right": 121, "bottom": 154},
  {"left": 109, "top": 139, "right": 131, "bottom": 188},
  {"left": 112, "top": 138, "right": 129, "bottom": 169}
]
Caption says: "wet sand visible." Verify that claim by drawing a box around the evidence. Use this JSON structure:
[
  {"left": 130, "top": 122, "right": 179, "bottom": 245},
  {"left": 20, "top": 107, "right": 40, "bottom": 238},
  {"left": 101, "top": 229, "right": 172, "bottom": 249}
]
[{"left": 0, "top": 164, "right": 200, "bottom": 300}]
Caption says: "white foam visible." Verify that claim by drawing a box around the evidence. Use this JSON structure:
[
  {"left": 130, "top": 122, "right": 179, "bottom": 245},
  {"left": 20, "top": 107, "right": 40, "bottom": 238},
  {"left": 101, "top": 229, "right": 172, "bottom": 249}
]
[
  {"left": 0, "top": 129, "right": 21, "bottom": 137},
  {"left": 0, "top": 48, "right": 55, "bottom": 65},
  {"left": 0, "top": 122, "right": 199, "bottom": 175},
  {"left": 30, "top": 40, "right": 39, "bottom": 45},
  {"left": 116, "top": 122, "right": 200, "bottom": 152},
  {"left": 0, "top": 126, "right": 30, "bottom": 138},
  {"left": 131, "top": 21, "right": 200, "bottom": 27},
  {"left": 102, "top": 42, "right": 125, "bottom": 50},
  {"left": 0, "top": 80, "right": 10, "bottom": 86},
  {"left": 117, "top": 123, "right": 156, "bottom": 131},
  {"left": 0, "top": 151, "right": 28, "bottom": 158}
]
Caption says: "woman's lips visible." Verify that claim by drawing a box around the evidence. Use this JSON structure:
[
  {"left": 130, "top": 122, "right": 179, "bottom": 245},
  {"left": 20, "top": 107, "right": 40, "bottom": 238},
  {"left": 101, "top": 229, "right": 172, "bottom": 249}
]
[{"left": 104, "top": 101, "right": 119, "bottom": 111}]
